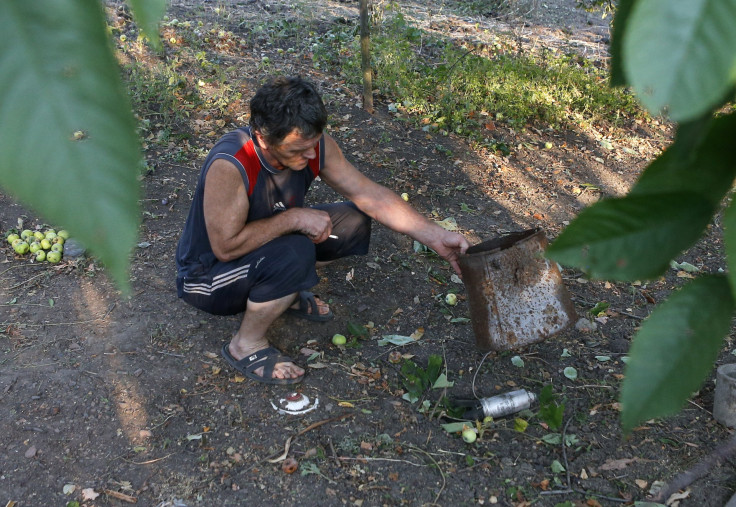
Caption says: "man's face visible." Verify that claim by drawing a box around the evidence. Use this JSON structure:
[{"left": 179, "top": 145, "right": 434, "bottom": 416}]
[{"left": 258, "top": 129, "right": 321, "bottom": 171}]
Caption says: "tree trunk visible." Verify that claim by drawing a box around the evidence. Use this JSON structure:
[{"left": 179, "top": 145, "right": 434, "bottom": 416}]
[{"left": 359, "top": 0, "right": 373, "bottom": 114}]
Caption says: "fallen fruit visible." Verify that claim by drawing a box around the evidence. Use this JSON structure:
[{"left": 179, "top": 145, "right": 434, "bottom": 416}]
[
  {"left": 281, "top": 456, "right": 298, "bottom": 474},
  {"left": 544, "top": 142, "right": 553, "bottom": 149},
  {"left": 445, "top": 293, "right": 458, "bottom": 306},
  {"left": 52, "top": 236, "right": 65, "bottom": 245},
  {"left": 29, "top": 241, "right": 41, "bottom": 253},
  {"left": 14, "top": 241, "right": 30, "bottom": 255},
  {"left": 51, "top": 243, "right": 64, "bottom": 253},
  {"left": 462, "top": 426, "right": 477, "bottom": 443},
  {"left": 47, "top": 250, "right": 62, "bottom": 263},
  {"left": 7, "top": 233, "right": 20, "bottom": 244},
  {"left": 401, "top": 192, "right": 409, "bottom": 201},
  {"left": 57, "top": 230, "right": 70, "bottom": 240},
  {"left": 332, "top": 333, "right": 347, "bottom": 346},
  {"left": 20, "top": 229, "right": 34, "bottom": 240},
  {"left": 35, "top": 250, "right": 46, "bottom": 262},
  {"left": 45, "top": 231, "right": 57, "bottom": 241},
  {"left": 40, "top": 239, "right": 52, "bottom": 250}
]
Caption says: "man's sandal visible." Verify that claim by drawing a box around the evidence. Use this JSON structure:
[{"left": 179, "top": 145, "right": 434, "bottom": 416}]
[
  {"left": 285, "top": 290, "right": 334, "bottom": 322},
  {"left": 221, "top": 344, "right": 304, "bottom": 385}
]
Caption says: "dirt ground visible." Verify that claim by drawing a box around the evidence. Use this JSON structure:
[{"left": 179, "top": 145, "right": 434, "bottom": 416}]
[{"left": 2, "top": 1, "right": 735, "bottom": 506}]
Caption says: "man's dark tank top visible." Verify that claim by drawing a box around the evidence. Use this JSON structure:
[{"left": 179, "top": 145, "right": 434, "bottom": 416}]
[{"left": 175, "top": 126, "right": 325, "bottom": 278}]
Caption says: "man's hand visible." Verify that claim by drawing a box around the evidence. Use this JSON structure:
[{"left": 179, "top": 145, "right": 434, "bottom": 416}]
[
  {"left": 425, "top": 230, "right": 470, "bottom": 276},
  {"left": 287, "top": 207, "right": 333, "bottom": 243}
]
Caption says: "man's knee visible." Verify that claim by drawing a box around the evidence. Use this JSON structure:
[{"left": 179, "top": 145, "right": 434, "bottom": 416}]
[{"left": 248, "top": 235, "right": 319, "bottom": 301}]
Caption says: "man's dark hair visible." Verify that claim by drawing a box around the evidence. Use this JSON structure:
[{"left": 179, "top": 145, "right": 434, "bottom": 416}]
[{"left": 249, "top": 76, "right": 328, "bottom": 145}]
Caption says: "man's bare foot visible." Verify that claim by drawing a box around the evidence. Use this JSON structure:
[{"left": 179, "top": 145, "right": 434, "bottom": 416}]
[
  {"left": 289, "top": 294, "right": 330, "bottom": 316},
  {"left": 286, "top": 291, "right": 333, "bottom": 322},
  {"left": 226, "top": 341, "right": 304, "bottom": 381}
]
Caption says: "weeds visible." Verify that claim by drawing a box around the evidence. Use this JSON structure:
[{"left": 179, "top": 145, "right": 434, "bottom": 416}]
[
  {"left": 307, "top": 4, "right": 643, "bottom": 149},
  {"left": 115, "top": 0, "right": 642, "bottom": 158}
]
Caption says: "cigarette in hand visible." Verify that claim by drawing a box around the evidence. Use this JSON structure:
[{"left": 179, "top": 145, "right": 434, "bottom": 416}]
[{"left": 329, "top": 234, "right": 338, "bottom": 239}]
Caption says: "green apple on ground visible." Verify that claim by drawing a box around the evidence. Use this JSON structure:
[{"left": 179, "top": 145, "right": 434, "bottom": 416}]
[
  {"left": 33, "top": 231, "right": 44, "bottom": 240},
  {"left": 52, "top": 236, "right": 65, "bottom": 245},
  {"left": 462, "top": 426, "right": 477, "bottom": 443},
  {"left": 332, "top": 333, "right": 347, "bottom": 346},
  {"left": 7, "top": 233, "right": 20, "bottom": 244},
  {"left": 35, "top": 250, "right": 46, "bottom": 262},
  {"left": 57, "top": 230, "right": 70, "bottom": 240},
  {"left": 46, "top": 251, "right": 62, "bottom": 263},
  {"left": 13, "top": 241, "right": 30, "bottom": 255},
  {"left": 445, "top": 293, "right": 458, "bottom": 306},
  {"left": 20, "top": 229, "right": 33, "bottom": 240},
  {"left": 29, "top": 242, "right": 41, "bottom": 253},
  {"left": 51, "top": 243, "right": 64, "bottom": 253},
  {"left": 40, "top": 239, "right": 52, "bottom": 250},
  {"left": 45, "top": 232, "right": 57, "bottom": 241}
]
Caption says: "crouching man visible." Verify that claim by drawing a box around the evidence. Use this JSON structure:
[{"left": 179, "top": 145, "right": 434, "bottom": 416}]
[{"left": 176, "top": 76, "right": 468, "bottom": 385}]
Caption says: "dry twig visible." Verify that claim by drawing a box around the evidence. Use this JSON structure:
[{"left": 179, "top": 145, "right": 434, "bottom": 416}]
[
  {"left": 266, "top": 413, "right": 353, "bottom": 464},
  {"left": 652, "top": 432, "right": 736, "bottom": 503}
]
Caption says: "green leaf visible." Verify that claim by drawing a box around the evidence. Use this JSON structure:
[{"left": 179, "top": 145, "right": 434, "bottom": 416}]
[
  {"left": 631, "top": 113, "right": 736, "bottom": 208},
  {"left": 513, "top": 418, "right": 529, "bottom": 433},
  {"left": 541, "top": 433, "right": 562, "bottom": 445},
  {"left": 426, "top": 354, "right": 443, "bottom": 384},
  {"left": 550, "top": 460, "right": 566, "bottom": 473},
  {"left": 127, "top": 0, "right": 167, "bottom": 49},
  {"left": 623, "top": 0, "right": 736, "bottom": 121},
  {"left": 0, "top": 0, "right": 142, "bottom": 292},
  {"left": 378, "top": 334, "right": 414, "bottom": 346},
  {"left": 725, "top": 199, "right": 736, "bottom": 299},
  {"left": 548, "top": 192, "right": 712, "bottom": 280},
  {"left": 441, "top": 422, "right": 468, "bottom": 433},
  {"left": 347, "top": 321, "right": 368, "bottom": 338},
  {"left": 538, "top": 385, "right": 564, "bottom": 430},
  {"left": 609, "top": 0, "right": 637, "bottom": 86},
  {"left": 620, "top": 275, "right": 734, "bottom": 433},
  {"left": 432, "top": 373, "right": 454, "bottom": 389}
]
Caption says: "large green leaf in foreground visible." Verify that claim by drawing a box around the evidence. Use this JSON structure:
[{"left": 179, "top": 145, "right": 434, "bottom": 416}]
[
  {"left": 127, "top": 0, "right": 167, "bottom": 49},
  {"left": 548, "top": 112, "right": 736, "bottom": 281},
  {"left": 620, "top": 276, "right": 734, "bottom": 433},
  {"left": 546, "top": 192, "right": 713, "bottom": 281},
  {"left": 623, "top": 0, "right": 736, "bottom": 121},
  {"left": 0, "top": 0, "right": 142, "bottom": 291}
]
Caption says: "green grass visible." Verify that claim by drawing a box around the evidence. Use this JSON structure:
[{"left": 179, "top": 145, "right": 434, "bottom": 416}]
[
  {"left": 117, "top": 3, "right": 644, "bottom": 153},
  {"left": 314, "top": 8, "right": 643, "bottom": 145}
]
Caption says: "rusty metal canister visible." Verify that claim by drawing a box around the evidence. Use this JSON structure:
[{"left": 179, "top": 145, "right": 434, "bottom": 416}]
[{"left": 458, "top": 228, "right": 575, "bottom": 352}]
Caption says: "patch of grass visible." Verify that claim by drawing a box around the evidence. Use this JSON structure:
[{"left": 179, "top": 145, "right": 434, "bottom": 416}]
[
  {"left": 123, "top": 59, "right": 202, "bottom": 127},
  {"left": 308, "top": 6, "right": 643, "bottom": 149}
]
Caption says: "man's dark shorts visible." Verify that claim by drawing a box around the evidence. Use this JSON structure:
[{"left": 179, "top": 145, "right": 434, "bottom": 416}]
[{"left": 177, "top": 202, "right": 370, "bottom": 315}]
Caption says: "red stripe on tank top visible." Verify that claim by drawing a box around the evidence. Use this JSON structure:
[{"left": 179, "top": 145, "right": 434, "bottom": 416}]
[{"left": 232, "top": 139, "right": 261, "bottom": 197}]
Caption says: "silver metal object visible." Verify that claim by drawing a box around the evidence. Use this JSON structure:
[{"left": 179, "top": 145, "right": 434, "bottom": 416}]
[
  {"left": 328, "top": 234, "right": 338, "bottom": 239},
  {"left": 464, "top": 389, "right": 537, "bottom": 420},
  {"left": 271, "top": 392, "right": 319, "bottom": 415},
  {"left": 714, "top": 364, "right": 736, "bottom": 427}
]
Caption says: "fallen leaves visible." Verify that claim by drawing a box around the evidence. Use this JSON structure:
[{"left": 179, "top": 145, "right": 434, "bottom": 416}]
[{"left": 598, "top": 457, "right": 650, "bottom": 471}]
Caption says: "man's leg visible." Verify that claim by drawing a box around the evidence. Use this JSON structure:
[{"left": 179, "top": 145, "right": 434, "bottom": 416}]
[{"left": 226, "top": 293, "right": 304, "bottom": 380}]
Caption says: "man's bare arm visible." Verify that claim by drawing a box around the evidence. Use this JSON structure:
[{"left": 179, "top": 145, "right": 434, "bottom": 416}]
[
  {"left": 319, "top": 135, "right": 469, "bottom": 273},
  {"left": 202, "top": 159, "right": 332, "bottom": 261}
]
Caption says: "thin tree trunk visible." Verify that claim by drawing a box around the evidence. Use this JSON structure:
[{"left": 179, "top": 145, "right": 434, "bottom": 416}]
[{"left": 359, "top": 0, "right": 373, "bottom": 113}]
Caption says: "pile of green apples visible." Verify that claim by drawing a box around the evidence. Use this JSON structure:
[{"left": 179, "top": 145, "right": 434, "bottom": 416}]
[{"left": 6, "top": 228, "right": 70, "bottom": 264}]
